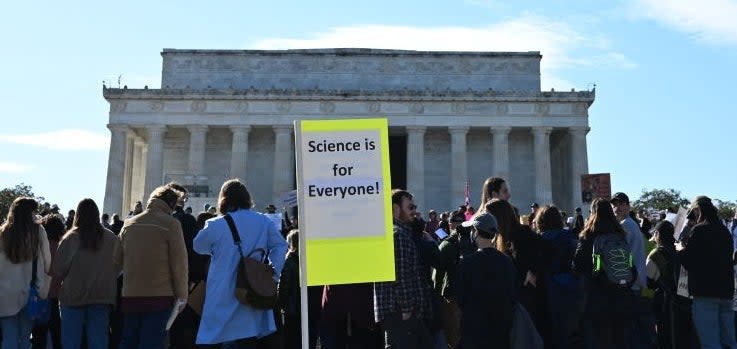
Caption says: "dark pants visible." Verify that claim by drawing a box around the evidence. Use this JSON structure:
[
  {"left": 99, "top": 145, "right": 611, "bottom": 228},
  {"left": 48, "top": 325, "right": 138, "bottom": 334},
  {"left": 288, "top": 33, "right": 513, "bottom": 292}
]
[
  {"left": 654, "top": 293, "right": 674, "bottom": 349},
  {"left": 629, "top": 294, "right": 657, "bottom": 349},
  {"left": 31, "top": 298, "right": 61, "bottom": 349},
  {"left": 120, "top": 309, "right": 171, "bottom": 349},
  {"left": 221, "top": 338, "right": 262, "bottom": 349},
  {"left": 169, "top": 307, "right": 201, "bottom": 349},
  {"left": 282, "top": 314, "right": 300, "bottom": 349},
  {"left": 548, "top": 295, "right": 584, "bottom": 349},
  {"left": 583, "top": 286, "right": 632, "bottom": 349},
  {"left": 220, "top": 333, "right": 282, "bottom": 349},
  {"left": 110, "top": 275, "right": 124, "bottom": 349},
  {"left": 320, "top": 315, "right": 383, "bottom": 349},
  {"left": 673, "top": 298, "right": 700, "bottom": 349},
  {"left": 381, "top": 313, "right": 432, "bottom": 349}
]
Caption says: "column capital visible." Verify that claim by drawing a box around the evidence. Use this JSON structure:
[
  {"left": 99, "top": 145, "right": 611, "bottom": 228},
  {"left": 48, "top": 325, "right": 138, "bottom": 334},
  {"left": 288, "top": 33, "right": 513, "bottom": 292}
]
[
  {"left": 448, "top": 126, "right": 470, "bottom": 135},
  {"left": 144, "top": 124, "right": 167, "bottom": 133},
  {"left": 532, "top": 126, "right": 553, "bottom": 136},
  {"left": 229, "top": 125, "right": 252, "bottom": 134},
  {"left": 490, "top": 126, "right": 512, "bottom": 135},
  {"left": 186, "top": 125, "right": 209, "bottom": 134},
  {"left": 405, "top": 125, "right": 427, "bottom": 134},
  {"left": 569, "top": 126, "right": 591, "bottom": 135},
  {"left": 145, "top": 125, "right": 167, "bottom": 141},
  {"left": 107, "top": 124, "right": 130, "bottom": 134},
  {"left": 273, "top": 125, "right": 293, "bottom": 135}
]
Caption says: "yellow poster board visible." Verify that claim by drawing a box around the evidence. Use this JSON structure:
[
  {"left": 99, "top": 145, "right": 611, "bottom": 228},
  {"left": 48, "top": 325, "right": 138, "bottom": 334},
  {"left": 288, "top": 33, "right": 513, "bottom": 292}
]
[{"left": 294, "top": 118, "right": 395, "bottom": 286}]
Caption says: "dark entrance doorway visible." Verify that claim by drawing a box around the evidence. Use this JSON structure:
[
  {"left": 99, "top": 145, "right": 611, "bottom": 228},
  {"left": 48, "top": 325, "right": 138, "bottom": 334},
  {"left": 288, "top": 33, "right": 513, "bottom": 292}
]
[{"left": 388, "top": 135, "right": 407, "bottom": 190}]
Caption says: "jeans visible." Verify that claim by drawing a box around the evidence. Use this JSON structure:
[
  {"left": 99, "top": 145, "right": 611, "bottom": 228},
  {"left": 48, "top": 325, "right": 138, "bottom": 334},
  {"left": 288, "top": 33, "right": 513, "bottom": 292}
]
[
  {"left": 61, "top": 304, "right": 112, "bottom": 349},
  {"left": 691, "top": 297, "right": 737, "bottom": 349},
  {"left": 0, "top": 308, "right": 33, "bottom": 349},
  {"left": 120, "top": 308, "right": 171, "bottom": 349}
]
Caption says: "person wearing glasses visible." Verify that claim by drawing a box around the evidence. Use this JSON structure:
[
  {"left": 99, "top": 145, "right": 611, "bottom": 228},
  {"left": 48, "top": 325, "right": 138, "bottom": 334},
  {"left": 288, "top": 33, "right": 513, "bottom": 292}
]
[{"left": 374, "top": 189, "right": 432, "bottom": 349}]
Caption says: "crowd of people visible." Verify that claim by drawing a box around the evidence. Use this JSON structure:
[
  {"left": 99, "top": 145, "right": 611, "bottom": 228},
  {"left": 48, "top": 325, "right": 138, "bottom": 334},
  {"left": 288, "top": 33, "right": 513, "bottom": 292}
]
[{"left": 0, "top": 175, "right": 736, "bottom": 349}]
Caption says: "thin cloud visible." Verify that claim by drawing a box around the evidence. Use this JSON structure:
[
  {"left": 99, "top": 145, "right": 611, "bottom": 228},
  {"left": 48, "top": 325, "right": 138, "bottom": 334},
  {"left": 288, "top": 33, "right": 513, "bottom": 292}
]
[
  {"left": 0, "top": 129, "right": 109, "bottom": 151},
  {"left": 0, "top": 162, "right": 33, "bottom": 174},
  {"left": 630, "top": 0, "right": 737, "bottom": 45},
  {"left": 250, "top": 15, "right": 634, "bottom": 90}
]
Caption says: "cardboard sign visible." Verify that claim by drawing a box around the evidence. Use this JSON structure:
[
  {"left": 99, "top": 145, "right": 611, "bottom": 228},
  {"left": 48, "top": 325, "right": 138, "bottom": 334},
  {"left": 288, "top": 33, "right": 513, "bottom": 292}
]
[
  {"left": 581, "top": 173, "right": 611, "bottom": 203},
  {"left": 294, "top": 118, "right": 394, "bottom": 286}
]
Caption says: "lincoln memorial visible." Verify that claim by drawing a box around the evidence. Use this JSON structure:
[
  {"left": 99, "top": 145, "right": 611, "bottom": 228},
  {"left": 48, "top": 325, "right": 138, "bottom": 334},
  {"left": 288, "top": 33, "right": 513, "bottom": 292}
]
[{"left": 102, "top": 48, "right": 594, "bottom": 216}]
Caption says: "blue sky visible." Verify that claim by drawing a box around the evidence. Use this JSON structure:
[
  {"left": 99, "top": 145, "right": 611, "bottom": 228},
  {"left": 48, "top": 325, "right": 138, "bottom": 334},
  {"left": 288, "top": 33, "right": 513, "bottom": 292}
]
[{"left": 1, "top": 0, "right": 735, "bottom": 212}]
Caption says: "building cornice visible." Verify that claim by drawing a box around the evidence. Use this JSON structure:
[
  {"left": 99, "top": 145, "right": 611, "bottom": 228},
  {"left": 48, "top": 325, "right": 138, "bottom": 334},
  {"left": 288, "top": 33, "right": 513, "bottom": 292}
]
[
  {"left": 161, "top": 48, "right": 542, "bottom": 58},
  {"left": 103, "top": 87, "right": 595, "bottom": 104}
]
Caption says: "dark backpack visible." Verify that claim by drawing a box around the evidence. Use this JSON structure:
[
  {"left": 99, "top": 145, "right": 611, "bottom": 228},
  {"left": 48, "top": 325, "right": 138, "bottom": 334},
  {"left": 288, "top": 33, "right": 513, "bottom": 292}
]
[
  {"left": 592, "top": 233, "right": 635, "bottom": 287},
  {"left": 544, "top": 230, "right": 582, "bottom": 295}
]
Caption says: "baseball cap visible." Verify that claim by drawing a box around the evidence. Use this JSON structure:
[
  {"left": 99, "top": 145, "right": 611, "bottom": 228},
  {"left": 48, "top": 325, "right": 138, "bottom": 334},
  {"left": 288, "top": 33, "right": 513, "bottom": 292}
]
[
  {"left": 461, "top": 212, "right": 499, "bottom": 235},
  {"left": 611, "top": 192, "right": 630, "bottom": 205}
]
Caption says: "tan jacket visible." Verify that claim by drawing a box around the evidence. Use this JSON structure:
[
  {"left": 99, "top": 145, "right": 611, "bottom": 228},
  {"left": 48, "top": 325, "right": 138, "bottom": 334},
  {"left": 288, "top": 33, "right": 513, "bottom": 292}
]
[
  {"left": 115, "top": 198, "right": 188, "bottom": 299},
  {"left": 0, "top": 225, "right": 51, "bottom": 317},
  {"left": 53, "top": 228, "right": 121, "bottom": 306}
]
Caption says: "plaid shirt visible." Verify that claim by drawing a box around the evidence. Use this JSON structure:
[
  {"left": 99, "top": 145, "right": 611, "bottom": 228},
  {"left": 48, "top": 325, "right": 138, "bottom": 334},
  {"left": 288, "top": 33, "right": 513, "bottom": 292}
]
[{"left": 374, "top": 219, "right": 425, "bottom": 322}]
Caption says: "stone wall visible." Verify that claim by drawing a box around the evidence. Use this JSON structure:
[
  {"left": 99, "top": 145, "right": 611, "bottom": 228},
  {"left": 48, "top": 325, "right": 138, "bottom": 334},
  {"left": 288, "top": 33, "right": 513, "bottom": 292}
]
[{"left": 161, "top": 49, "right": 541, "bottom": 92}]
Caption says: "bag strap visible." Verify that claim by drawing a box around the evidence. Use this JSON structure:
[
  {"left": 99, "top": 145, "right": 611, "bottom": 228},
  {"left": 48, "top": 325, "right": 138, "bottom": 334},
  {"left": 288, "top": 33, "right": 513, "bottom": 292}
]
[
  {"left": 224, "top": 214, "right": 245, "bottom": 259},
  {"left": 224, "top": 214, "right": 270, "bottom": 263}
]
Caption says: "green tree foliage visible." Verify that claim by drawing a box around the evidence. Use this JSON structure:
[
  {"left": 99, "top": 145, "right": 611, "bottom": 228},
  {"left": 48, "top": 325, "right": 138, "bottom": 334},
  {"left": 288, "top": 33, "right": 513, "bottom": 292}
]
[
  {"left": 632, "top": 188, "right": 690, "bottom": 212},
  {"left": 713, "top": 199, "right": 736, "bottom": 220},
  {"left": 0, "top": 184, "right": 43, "bottom": 223}
]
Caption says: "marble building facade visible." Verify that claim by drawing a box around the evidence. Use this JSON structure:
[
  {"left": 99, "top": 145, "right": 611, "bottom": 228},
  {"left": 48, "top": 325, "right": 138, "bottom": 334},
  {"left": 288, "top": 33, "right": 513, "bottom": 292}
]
[{"left": 102, "top": 48, "right": 594, "bottom": 216}]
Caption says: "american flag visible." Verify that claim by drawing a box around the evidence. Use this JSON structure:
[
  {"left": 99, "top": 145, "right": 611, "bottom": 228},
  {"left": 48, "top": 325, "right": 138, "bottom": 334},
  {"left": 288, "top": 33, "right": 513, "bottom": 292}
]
[{"left": 464, "top": 179, "right": 470, "bottom": 206}]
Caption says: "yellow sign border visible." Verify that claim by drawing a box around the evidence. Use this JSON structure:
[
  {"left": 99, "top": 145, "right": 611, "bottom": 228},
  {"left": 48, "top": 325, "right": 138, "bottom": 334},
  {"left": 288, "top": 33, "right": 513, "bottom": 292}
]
[{"left": 296, "top": 118, "right": 395, "bottom": 286}]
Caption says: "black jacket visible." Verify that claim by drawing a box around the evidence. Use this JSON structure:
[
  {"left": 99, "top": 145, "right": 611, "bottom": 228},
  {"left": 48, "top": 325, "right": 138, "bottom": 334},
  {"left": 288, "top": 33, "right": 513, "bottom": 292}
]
[
  {"left": 680, "top": 221, "right": 734, "bottom": 299},
  {"left": 173, "top": 208, "right": 207, "bottom": 283},
  {"left": 456, "top": 248, "right": 517, "bottom": 349}
]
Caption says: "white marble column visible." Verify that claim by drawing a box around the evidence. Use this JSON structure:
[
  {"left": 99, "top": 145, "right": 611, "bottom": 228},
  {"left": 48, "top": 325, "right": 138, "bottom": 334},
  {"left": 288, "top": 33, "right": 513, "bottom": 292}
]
[
  {"left": 144, "top": 125, "right": 167, "bottom": 201},
  {"left": 449, "top": 126, "right": 469, "bottom": 209},
  {"left": 533, "top": 127, "right": 553, "bottom": 205},
  {"left": 490, "top": 126, "right": 512, "bottom": 180},
  {"left": 272, "top": 125, "right": 294, "bottom": 206},
  {"left": 570, "top": 127, "right": 590, "bottom": 211},
  {"left": 187, "top": 125, "right": 208, "bottom": 176},
  {"left": 103, "top": 124, "right": 129, "bottom": 216},
  {"left": 121, "top": 133, "right": 135, "bottom": 216},
  {"left": 131, "top": 137, "right": 146, "bottom": 209},
  {"left": 229, "top": 125, "right": 251, "bottom": 181},
  {"left": 406, "top": 126, "right": 426, "bottom": 210}
]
